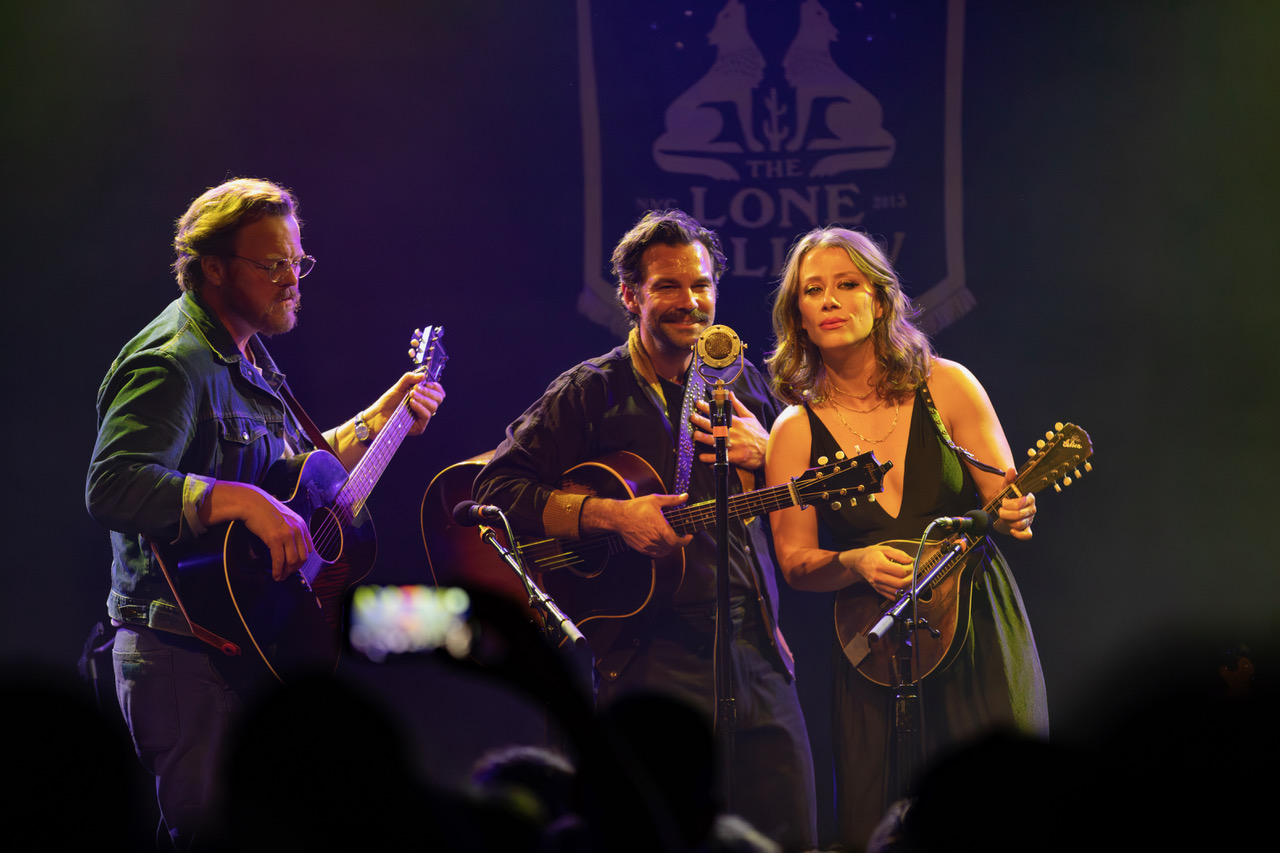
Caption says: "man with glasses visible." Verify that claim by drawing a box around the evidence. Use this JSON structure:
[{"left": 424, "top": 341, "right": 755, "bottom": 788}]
[{"left": 86, "top": 177, "right": 445, "bottom": 849}]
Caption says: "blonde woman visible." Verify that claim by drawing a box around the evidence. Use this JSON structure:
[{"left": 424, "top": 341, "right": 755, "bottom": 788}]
[{"left": 764, "top": 227, "right": 1048, "bottom": 848}]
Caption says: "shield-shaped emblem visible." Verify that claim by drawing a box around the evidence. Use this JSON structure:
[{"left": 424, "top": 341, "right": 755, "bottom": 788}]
[{"left": 576, "top": 0, "right": 969, "bottom": 349}]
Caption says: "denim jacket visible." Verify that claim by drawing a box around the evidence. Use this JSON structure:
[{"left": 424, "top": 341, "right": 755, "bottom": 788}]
[{"left": 86, "top": 291, "right": 310, "bottom": 625}]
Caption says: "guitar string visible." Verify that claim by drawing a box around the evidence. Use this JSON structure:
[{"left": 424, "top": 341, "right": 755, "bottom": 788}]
[
  {"left": 263, "top": 341, "right": 444, "bottom": 584},
  {"left": 528, "top": 475, "right": 865, "bottom": 572},
  {"left": 303, "top": 373, "right": 434, "bottom": 581},
  {"left": 533, "top": 488, "right": 795, "bottom": 570}
]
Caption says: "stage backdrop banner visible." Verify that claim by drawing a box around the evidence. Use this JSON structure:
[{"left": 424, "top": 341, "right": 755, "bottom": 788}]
[{"left": 575, "top": 0, "right": 970, "bottom": 347}]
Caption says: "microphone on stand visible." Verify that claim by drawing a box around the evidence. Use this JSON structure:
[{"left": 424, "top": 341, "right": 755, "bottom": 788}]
[
  {"left": 452, "top": 500, "right": 504, "bottom": 527},
  {"left": 931, "top": 510, "right": 992, "bottom": 535},
  {"left": 695, "top": 324, "right": 742, "bottom": 369}
]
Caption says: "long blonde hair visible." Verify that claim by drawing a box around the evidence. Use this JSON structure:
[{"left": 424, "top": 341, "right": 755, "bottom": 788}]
[{"left": 766, "top": 227, "right": 934, "bottom": 405}]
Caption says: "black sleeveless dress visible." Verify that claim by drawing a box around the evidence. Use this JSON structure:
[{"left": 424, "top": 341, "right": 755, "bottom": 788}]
[{"left": 805, "top": 390, "right": 1049, "bottom": 848}]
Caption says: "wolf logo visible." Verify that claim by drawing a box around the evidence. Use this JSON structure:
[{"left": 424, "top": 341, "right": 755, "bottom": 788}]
[
  {"left": 652, "top": 0, "right": 766, "bottom": 181},
  {"left": 652, "top": 0, "right": 894, "bottom": 181},
  {"left": 783, "top": 0, "right": 896, "bottom": 175}
]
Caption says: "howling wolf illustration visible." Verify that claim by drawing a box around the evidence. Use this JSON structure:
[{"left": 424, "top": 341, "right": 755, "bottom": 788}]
[
  {"left": 652, "top": 0, "right": 765, "bottom": 181},
  {"left": 783, "top": 0, "right": 895, "bottom": 175}
]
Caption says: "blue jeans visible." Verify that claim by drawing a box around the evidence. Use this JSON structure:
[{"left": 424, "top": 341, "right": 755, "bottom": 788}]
[{"left": 113, "top": 625, "right": 244, "bottom": 850}]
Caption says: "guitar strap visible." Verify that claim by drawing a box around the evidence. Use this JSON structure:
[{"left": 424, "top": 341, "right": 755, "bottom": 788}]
[
  {"left": 277, "top": 382, "right": 339, "bottom": 458},
  {"left": 593, "top": 331, "right": 709, "bottom": 681},
  {"left": 627, "top": 328, "right": 703, "bottom": 495},
  {"left": 149, "top": 541, "right": 244, "bottom": 655},
  {"left": 673, "top": 366, "right": 706, "bottom": 496},
  {"left": 918, "top": 383, "right": 1005, "bottom": 476}
]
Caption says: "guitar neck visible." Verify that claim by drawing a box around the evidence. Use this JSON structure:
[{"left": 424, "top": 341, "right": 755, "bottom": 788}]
[
  {"left": 341, "top": 382, "right": 424, "bottom": 514},
  {"left": 516, "top": 450, "right": 888, "bottom": 570},
  {"left": 530, "top": 483, "right": 795, "bottom": 564},
  {"left": 339, "top": 325, "right": 446, "bottom": 516},
  {"left": 662, "top": 481, "right": 795, "bottom": 536}
]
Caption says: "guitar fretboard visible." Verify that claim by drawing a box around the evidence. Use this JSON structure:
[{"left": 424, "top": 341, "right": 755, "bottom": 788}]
[{"left": 521, "top": 456, "right": 886, "bottom": 569}]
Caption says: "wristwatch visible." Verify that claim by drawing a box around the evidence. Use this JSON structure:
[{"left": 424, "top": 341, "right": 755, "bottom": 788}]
[{"left": 353, "top": 411, "right": 373, "bottom": 444}]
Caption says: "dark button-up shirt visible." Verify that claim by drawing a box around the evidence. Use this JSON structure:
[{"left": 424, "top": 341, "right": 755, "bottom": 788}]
[
  {"left": 474, "top": 343, "right": 794, "bottom": 676},
  {"left": 86, "top": 291, "right": 309, "bottom": 618}
]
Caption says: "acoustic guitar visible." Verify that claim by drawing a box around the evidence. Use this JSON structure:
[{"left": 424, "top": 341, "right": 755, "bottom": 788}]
[
  {"left": 836, "top": 422, "right": 1093, "bottom": 685},
  {"left": 152, "top": 326, "right": 448, "bottom": 681},
  {"left": 424, "top": 448, "right": 891, "bottom": 651}
]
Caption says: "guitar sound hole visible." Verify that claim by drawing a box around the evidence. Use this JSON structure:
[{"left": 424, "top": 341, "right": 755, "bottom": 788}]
[
  {"left": 568, "top": 559, "right": 604, "bottom": 579},
  {"left": 308, "top": 507, "right": 345, "bottom": 564}
]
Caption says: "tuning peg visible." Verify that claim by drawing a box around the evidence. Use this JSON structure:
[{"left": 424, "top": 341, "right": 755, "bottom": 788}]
[
  {"left": 1062, "top": 475, "right": 1073, "bottom": 486},
  {"left": 1054, "top": 422, "right": 1064, "bottom": 431},
  {"left": 830, "top": 500, "right": 842, "bottom": 510},
  {"left": 1053, "top": 482, "right": 1062, "bottom": 493},
  {"left": 1073, "top": 468, "right": 1082, "bottom": 478},
  {"left": 1045, "top": 431, "right": 1054, "bottom": 440},
  {"left": 1084, "top": 461, "right": 1092, "bottom": 473},
  {"left": 1036, "top": 439, "right": 1047, "bottom": 449},
  {"left": 835, "top": 450, "right": 846, "bottom": 460},
  {"left": 817, "top": 455, "right": 829, "bottom": 465},
  {"left": 1026, "top": 448, "right": 1036, "bottom": 458}
]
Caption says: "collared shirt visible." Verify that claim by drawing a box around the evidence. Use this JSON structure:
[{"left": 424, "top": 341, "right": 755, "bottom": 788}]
[
  {"left": 473, "top": 341, "right": 794, "bottom": 676},
  {"left": 86, "top": 291, "right": 309, "bottom": 614}
]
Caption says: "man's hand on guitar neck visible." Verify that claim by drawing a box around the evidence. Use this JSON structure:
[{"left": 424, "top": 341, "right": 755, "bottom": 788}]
[
  {"left": 198, "top": 481, "right": 313, "bottom": 580},
  {"left": 371, "top": 372, "right": 445, "bottom": 438},
  {"left": 328, "top": 373, "right": 446, "bottom": 470},
  {"left": 580, "top": 493, "right": 693, "bottom": 558}
]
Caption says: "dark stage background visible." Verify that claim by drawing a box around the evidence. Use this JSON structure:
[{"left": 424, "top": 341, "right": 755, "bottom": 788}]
[{"left": 4, "top": 0, "right": 1278, "bottom": 841}]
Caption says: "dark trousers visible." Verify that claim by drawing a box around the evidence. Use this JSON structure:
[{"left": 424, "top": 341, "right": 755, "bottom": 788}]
[
  {"left": 597, "top": 609, "right": 818, "bottom": 853},
  {"left": 112, "top": 625, "right": 246, "bottom": 850}
]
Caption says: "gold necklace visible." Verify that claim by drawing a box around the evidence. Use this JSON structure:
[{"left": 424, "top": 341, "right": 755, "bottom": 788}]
[
  {"left": 828, "top": 375, "right": 874, "bottom": 401},
  {"left": 831, "top": 395, "right": 885, "bottom": 415},
  {"left": 831, "top": 397, "right": 900, "bottom": 444}
]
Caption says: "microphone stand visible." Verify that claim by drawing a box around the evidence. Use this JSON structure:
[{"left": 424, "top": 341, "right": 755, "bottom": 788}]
[
  {"left": 710, "top": 376, "right": 736, "bottom": 810},
  {"left": 474, "top": 513, "right": 594, "bottom": 756},
  {"left": 868, "top": 521, "right": 975, "bottom": 803},
  {"left": 474, "top": 515, "right": 587, "bottom": 651},
  {"left": 692, "top": 325, "right": 746, "bottom": 811}
]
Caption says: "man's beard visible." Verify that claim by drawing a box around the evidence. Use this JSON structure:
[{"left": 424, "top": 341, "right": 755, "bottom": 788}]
[{"left": 260, "top": 291, "right": 301, "bottom": 336}]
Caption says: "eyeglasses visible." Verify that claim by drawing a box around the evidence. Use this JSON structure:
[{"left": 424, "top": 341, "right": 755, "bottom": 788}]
[{"left": 231, "top": 254, "right": 317, "bottom": 284}]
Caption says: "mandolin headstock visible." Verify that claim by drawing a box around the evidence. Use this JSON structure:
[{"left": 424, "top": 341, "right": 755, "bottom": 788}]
[{"left": 1017, "top": 422, "right": 1093, "bottom": 496}]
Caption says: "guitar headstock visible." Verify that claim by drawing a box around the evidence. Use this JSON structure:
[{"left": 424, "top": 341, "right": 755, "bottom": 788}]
[
  {"left": 1016, "top": 422, "right": 1093, "bottom": 496},
  {"left": 409, "top": 326, "right": 448, "bottom": 384},
  {"left": 795, "top": 450, "right": 893, "bottom": 511}
]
